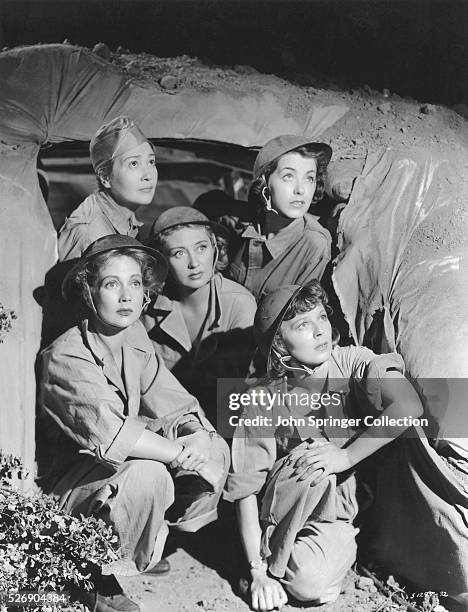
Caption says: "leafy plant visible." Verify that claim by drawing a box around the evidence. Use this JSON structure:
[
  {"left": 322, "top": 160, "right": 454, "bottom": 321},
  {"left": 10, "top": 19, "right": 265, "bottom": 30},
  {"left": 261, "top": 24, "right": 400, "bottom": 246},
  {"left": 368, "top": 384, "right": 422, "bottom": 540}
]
[
  {"left": 0, "top": 302, "right": 17, "bottom": 343},
  {"left": 0, "top": 452, "right": 120, "bottom": 611}
]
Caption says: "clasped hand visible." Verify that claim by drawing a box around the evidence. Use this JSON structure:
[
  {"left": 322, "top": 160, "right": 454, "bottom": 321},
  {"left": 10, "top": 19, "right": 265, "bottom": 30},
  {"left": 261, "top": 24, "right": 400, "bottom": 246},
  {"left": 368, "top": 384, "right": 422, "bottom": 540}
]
[{"left": 289, "top": 441, "right": 353, "bottom": 485}]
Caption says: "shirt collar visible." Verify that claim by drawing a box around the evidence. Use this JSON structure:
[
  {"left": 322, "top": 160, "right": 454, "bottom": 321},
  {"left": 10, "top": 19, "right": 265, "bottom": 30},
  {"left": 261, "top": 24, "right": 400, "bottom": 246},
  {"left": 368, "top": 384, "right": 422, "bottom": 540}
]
[
  {"left": 152, "top": 274, "right": 222, "bottom": 351},
  {"left": 96, "top": 191, "right": 144, "bottom": 235}
]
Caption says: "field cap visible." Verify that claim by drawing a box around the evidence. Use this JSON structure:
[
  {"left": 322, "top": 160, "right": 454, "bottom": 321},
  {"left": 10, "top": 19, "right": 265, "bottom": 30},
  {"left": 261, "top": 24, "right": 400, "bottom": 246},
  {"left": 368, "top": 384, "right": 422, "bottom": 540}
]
[
  {"left": 151, "top": 206, "right": 216, "bottom": 237},
  {"left": 62, "top": 234, "right": 168, "bottom": 301},
  {"left": 90, "top": 116, "right": 150, "bottom": 173},
  {"left": 254, "top": 285, "right": 304, "bottom": 368},
  {"left": 253, "top": 135, "right": 332, "bottom": 180}
]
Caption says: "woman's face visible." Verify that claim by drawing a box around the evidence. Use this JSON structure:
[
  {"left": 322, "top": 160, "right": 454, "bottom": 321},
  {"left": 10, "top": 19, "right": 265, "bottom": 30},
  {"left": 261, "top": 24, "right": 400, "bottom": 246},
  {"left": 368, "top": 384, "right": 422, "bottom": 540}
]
[
  {"left": 280, "top": 304, "right": 332, "bottom": 368},
  {"left": 103, "top": 141, "right": 158, "bottom": 210},
  {"left": 92, "top": 254, "right": 144, "bottom": 329},
  {"left": 268, "top": 152, "right": 317, "bottom": 219},
  {"left": 164, "top": 225, "right": 215, "bottom": 291}
]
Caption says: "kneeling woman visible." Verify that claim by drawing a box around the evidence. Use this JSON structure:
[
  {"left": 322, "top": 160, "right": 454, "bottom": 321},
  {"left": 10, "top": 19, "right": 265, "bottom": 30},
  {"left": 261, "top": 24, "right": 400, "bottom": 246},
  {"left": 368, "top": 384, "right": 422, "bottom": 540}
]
[
  {"left": 41, "top": 235, "right": 229, "bottom": 612},
  {"left": 225, "top": 282, "right": 423, "bottom": 611}
]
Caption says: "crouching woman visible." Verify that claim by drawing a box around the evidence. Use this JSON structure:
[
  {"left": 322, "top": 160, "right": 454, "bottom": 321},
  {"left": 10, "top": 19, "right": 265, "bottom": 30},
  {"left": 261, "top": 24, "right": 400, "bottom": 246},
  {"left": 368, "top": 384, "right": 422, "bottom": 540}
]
[
  {"left": 225, "top": 282, "right": 424, "bottom": 611},
  {"left": 41, "top": 235, "right": 229, "bottom": 612}
]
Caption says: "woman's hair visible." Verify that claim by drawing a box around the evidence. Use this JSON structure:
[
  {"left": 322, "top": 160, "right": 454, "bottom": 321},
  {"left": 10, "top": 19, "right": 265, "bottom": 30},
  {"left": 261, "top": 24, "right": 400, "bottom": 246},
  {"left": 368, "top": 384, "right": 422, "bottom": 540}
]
[
  {"left": 269, "top": 280, "right": 339, "bottom": 378},
  {"left": 152, "top": 223, "right": 216, "bottom": 254},
  {"left": 249, "top": 145, "right": 329, "bottom": 211},
  {"left": 74, "top": 247, "right": 163, "bottom": 312}
]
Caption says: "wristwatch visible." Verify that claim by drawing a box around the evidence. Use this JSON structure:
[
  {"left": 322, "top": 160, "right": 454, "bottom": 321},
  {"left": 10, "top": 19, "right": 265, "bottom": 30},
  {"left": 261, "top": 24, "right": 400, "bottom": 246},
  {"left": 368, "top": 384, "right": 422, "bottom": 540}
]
[{"left": 249, "top": 556, "right": 267, "bottom": 571}]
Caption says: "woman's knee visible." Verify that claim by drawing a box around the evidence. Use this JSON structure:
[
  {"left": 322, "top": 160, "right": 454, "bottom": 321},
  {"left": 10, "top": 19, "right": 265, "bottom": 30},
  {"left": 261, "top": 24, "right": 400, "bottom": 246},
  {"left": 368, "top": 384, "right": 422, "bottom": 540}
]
[{"left": 285, "top": 567, "right": 338, "bottom": 602}]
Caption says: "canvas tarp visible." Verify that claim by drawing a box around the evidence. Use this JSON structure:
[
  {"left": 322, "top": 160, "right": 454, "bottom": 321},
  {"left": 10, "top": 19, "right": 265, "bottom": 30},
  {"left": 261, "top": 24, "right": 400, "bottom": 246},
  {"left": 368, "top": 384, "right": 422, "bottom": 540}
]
[
  {"left": 333, "top": 147, "right": 468, "bottom": 597},
  {"left": 0, "top": 43, "right": 347, "bottom": 482}
]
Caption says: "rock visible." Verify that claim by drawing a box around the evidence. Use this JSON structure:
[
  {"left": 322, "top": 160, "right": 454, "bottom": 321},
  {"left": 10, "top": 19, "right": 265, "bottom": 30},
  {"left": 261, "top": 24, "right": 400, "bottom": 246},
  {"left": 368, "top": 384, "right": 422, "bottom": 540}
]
[
  {"left": 377, "top": 102, "right": 392, "bottom": 114},
  {"left": 363, "top": 84, "right": 373, "bottom": 94},
  {"left": 420, "top": 103, "right": 436, "bottom": 115},
  {"left": 382, "top": 88, "right": 390, "bottom": 98},
  {"left": 92, "top": 42, "right": 111, "bottom": 60},
  {"left": 116, "top": 45, "right": 130, "bottom": 54},
  {"left": 196, "top": 600, "right": 208, "bottom": 608},
  {"left": 160, "top": 75, "right": 178, "bottom": 90},
  {"left": 356, "top": 576, "right": 375, "bottom": 590}
]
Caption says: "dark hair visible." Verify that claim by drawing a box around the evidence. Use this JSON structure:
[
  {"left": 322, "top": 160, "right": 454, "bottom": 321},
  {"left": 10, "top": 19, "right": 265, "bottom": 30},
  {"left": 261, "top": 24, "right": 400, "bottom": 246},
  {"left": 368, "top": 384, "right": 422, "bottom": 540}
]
[
  {"left": 74, "top": 247, "right": 163, "bottom": 312},
  {"left": 269, "top": 280, "right": 339, "bottom": 378},
  {"left": 249, "top": 145, "right": 329, "bottom": 211},
  {"left": 151, "top": 223, "right": 216, "bottom": 254}
]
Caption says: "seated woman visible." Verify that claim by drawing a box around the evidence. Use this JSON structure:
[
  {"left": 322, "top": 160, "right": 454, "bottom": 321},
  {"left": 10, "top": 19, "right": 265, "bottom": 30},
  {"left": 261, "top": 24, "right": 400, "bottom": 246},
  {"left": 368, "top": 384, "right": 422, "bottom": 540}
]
[
  {"left": 41, "top": 234, "right": 229, "bottom": 612},
  {"left": 225, "top": 282, "right": 424, "bottom": 611},
  {"left": 227, "top": 135, "right": 333, "bottom": 300},
  {"left": 143, "top": 206, "right": 257, "bottom": 422},
  {"left": 58, "top": 115, "right": 157, "bottom": 261}
]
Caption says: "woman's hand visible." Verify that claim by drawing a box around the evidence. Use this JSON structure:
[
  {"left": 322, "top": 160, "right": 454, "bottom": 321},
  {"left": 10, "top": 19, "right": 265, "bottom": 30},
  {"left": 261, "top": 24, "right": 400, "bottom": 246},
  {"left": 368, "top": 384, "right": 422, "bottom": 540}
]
[
  {"left": 172, "top": 430, "right": 212, "bottom": 472},
  {"left": 291, "top": 441, "right": 353, "bottom": 485},
  {"left": 250, "top": 570, "right": 288, "bottom": 611}
]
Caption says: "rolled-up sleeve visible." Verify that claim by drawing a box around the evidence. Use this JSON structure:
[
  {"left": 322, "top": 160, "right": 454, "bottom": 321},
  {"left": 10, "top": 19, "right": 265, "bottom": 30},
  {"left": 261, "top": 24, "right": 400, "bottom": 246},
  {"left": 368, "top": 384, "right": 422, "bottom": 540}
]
[
  {"left": 41, "top": 348, "right": 147, "bottom": 469},
  {"left": 224, "top": 388, "right": 277, "bottom": 502}
]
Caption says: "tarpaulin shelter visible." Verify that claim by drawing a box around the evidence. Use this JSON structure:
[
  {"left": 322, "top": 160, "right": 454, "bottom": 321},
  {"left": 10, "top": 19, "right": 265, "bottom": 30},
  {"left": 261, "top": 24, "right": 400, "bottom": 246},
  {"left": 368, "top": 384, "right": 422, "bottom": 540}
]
[
  {"left": 0, "top": 43, "right": 347, "bottom": 484},
  {"left": 1, "top": 42, "right": 468, "bottom": 601},
  {"left": 333, "top": 147, "right": 468, "bottom": 599}
]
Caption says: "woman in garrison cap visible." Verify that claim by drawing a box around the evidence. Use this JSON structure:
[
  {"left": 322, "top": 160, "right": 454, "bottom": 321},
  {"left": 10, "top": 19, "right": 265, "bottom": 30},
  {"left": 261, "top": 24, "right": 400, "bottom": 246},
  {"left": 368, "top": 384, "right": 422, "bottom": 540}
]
[{"left": 57, "top": 116, "right": 157, "bottom": 261}]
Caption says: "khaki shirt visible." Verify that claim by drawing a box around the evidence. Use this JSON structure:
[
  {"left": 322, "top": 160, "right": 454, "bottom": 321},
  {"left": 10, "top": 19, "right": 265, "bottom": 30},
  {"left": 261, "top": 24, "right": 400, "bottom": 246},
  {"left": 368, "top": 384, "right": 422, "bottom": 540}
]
[
  {"left": 41, "top": 320, "right": 210, "bottom": 478},
  {"left": 228, "top": 214, "right": 331, "bottom": 300},
  {"left": 57, "top": 190, "right": 143, "bottom": 261},
  {"left": 142, "top": 274, "right": 257, "bottom": 415},
  {"left": 225, "top": 346, "right": 404, "bottom": 501}
]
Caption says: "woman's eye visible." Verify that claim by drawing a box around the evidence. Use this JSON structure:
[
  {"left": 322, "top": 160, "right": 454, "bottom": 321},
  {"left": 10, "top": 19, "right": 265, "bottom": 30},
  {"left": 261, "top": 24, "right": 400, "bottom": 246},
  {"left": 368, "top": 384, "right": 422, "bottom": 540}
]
[
  {"left": 129, "top": 160, "right": 138, "bottom": 168},
  {"left": 307, "top": 176, "right": 316, "bottom": 182},
  {"left": 149, "top": 158, "right": 156, "bottom": 166},
  {"left": 104, "top": 280, "right": 118, "bottom": 289},
  {"left": 171, "top": 250, "right": 184, "bottom": 259},
  {"left": 131, "top": 280, "right": 142, "bottom": 288},
  {"left": 297, "top": 321, "right": 308, "bottom": 329},
  {"left": 320, "top": 314, "right": 328, "bottom": 321},
  {"left": 282, "top": 173, "right": 293, "bottom": 181},
  {"left": 197, "top": 244, "right": 208, "bottom": 252}
]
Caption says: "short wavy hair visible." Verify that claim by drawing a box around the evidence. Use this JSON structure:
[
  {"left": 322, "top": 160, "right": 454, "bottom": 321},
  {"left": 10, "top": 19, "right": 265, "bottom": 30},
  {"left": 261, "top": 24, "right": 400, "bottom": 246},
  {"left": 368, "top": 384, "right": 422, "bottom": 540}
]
[
  {"left": 249, "top": 145, "right": 329, "bottom": 211},
  {"left": 269, "top": 280, "right": 339, "bottom": 378},
  {"left": 73, "top": 247, "right": 163, "bottom": 312}
]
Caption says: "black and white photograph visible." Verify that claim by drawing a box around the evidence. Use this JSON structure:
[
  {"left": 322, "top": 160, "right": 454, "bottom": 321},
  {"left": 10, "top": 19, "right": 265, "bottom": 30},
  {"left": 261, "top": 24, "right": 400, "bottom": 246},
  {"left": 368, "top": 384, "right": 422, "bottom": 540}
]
[{"left": 0, "top": 1, "right": 467, "bottom": 611}]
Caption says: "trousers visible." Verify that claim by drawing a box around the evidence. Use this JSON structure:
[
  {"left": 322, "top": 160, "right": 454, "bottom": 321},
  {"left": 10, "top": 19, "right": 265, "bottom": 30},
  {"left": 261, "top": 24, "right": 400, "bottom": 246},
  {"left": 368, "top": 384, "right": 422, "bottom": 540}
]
[
  {"left": 260, "top": 446, "right": 359, "bottom": 603},
  {"left": 53, "top": 435, "right": 229, "bottom": 576}
]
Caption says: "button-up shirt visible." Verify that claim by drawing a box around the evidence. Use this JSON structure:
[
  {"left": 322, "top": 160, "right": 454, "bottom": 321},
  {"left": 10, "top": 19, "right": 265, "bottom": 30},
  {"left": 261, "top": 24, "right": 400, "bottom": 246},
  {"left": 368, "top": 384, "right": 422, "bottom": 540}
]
[
  {"left": 225, "top": 346, "right": 404, "bottom": 501},
  {"left": 142, "top": 274, "right": 257, "bottom": 416},
  {"left": 57, "top": 190, "right": 143, "bottom": 261},
  {"left": 228, "top": 214, "right": 331, "bottom": 300},
  {"left": 41, "top": 319, "right": 210, "bottom": 481}
]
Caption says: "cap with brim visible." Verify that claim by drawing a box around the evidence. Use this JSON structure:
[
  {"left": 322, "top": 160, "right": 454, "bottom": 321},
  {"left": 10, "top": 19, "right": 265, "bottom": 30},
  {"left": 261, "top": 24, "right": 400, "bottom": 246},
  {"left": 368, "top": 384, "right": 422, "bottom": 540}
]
[
  {"left": 254, "top": 285, "right": 304, "bottom": 371},
  {"left": 151, "top": 206, "right": 220, "bottom": 238},
  {"left": 253, "top": 135, "right": 332, "bottom": 181},
  {"left": 62, "top": 234, "right": 168, "bottom": 301}
]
